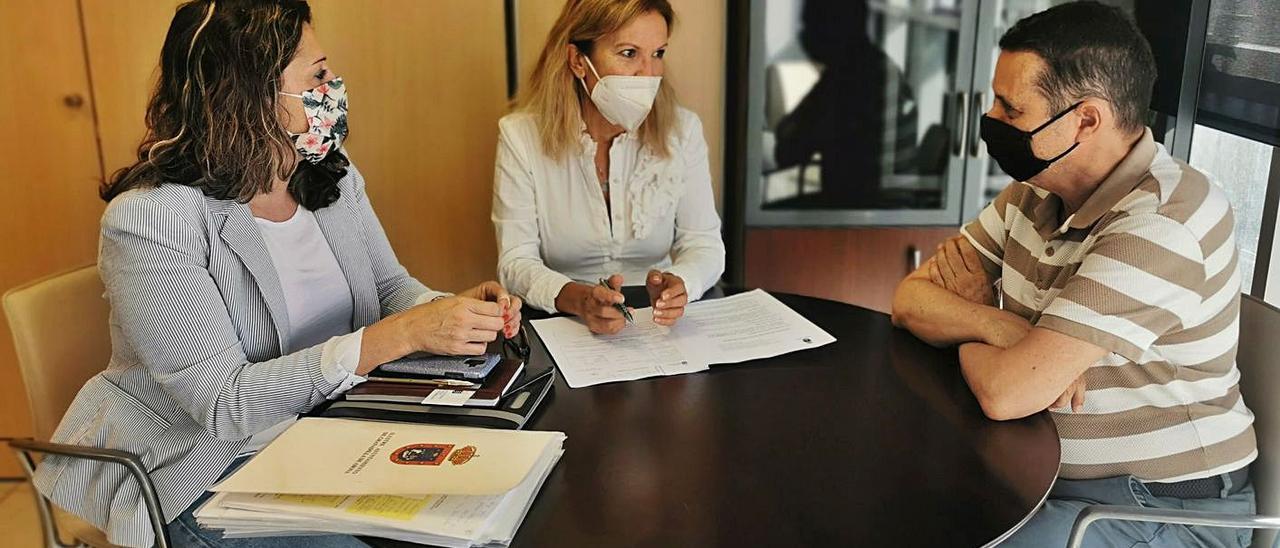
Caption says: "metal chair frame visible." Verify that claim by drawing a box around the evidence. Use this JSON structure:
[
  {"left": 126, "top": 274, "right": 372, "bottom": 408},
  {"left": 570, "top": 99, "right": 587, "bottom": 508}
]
[
  {"left": 3, "top": 265, "right": 172, "bottom": 548},
  {"left": 4, "top": 438, "right": 171, "bottom": 548}
]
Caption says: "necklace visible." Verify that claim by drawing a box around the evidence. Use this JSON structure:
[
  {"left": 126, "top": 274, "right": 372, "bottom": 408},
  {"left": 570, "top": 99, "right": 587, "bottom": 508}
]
[
  {"left": 596, "top": 165, "right": 609, "bottom": 188},
  {"left": 593, "top": 142, "right": 611, "bottom": 196}
]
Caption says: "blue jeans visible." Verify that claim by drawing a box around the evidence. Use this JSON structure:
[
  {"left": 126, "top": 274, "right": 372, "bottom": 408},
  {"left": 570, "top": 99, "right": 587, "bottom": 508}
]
[
  {"left": 166, "top": 456, "right": 369, "bottom": 548},
  {"left": 999, "top": 474, "right": 1256, "bottom": 548}
]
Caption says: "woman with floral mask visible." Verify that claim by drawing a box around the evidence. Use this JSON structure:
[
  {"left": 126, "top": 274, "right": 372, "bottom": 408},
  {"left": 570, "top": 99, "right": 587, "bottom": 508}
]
[
  {"left": 493, "top": 0, "right": 725, "bottom": 335},
  {"left": 32, "top": 2, "right": 520, "bottom": 546}
]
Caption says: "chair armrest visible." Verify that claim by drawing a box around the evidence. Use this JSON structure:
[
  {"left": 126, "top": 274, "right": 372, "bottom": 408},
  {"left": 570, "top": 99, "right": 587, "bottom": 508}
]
[
  {"left": 6, "top": 438, "right": 172, "bottom": 548},
  {"left": 1068, "top": 504, "right": 1280, "bottom": 548},
  {"left": 10, "top": 438, "right": 150, "bottom": 469}
]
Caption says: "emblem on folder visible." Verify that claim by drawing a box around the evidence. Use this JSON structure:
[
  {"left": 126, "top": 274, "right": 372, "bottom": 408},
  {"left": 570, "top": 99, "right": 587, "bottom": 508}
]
[
  {"left": 390, "top": 443, "right": 454, "bottom": 466},
  {"left": 449, "top": 445, "right": 477, "bottom": 466}
]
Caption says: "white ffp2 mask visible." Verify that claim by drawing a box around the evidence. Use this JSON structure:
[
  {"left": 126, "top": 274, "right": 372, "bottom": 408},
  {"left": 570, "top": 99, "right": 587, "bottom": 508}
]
[{"left": 579, "top": 56, "right": 661, "bottom": 133}]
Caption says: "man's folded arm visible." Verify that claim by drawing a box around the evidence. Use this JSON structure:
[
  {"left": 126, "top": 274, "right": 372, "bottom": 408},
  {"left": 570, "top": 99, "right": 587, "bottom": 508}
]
[
  {"left": 891, "top": 237, "right": 1023, "bottom": 348},
  {"left": 959, "top": 328, "right": 1107, "bottom": 421}
]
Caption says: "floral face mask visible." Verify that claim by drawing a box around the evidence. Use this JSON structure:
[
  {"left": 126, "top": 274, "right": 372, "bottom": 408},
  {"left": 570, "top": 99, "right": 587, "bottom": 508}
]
[{"left": 279, "top": 77, "right": 348, "bottom": 163}]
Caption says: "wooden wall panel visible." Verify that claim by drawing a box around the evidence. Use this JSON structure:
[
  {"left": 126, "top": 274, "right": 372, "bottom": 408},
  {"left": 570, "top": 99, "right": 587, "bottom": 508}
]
[
  {"left": 0, "top": 0, "right": 105, "bottom": 477},
  {"left": 516, "top": 0, "right": 565, "bottom": 85},
  {"left": 515, "top": 0, "right": 727, "bottom": 210},
  {"left": 80, "top": 0, "right": 184, "bottom": 177},
  {"left": 310, "top": 0, "right": 509, "bottom": 292},
  {"left": 665, "top": 0, "right": 726, "bottom": 209},
  {"left": 745, "top": 227, "right": 957, "bottom": 314}
]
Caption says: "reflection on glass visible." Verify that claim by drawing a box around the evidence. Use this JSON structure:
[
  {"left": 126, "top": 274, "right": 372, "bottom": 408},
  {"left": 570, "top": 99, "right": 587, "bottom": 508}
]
[
  {"left": 1197, "top": 0, "right": 1280, "bottom": 147},
  {"left": 759, "top": 0, "right": 962, "bottom": 211}
]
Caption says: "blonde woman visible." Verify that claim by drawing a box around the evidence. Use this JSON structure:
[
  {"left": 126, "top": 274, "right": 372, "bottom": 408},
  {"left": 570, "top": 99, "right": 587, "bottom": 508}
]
[{"left": 492, "top": 0, "right": 725, "bottom": 335}]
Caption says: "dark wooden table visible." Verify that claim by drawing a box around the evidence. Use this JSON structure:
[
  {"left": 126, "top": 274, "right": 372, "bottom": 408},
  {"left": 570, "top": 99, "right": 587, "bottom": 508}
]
[{"left": 382, "top": 291, "right": 1061, "bottom": 548}]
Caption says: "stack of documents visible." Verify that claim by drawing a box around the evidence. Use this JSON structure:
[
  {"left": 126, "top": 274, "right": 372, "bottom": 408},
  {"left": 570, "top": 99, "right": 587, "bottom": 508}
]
[
  {"left": 532, "top": 289, "right": 836, "bottom": 388},
  {"left": 195, "top": 418, "right": 565, "bottom": 547},
  {"left": 350, "top": 359, "right": 526, "bottom": 407},
  {"left": 318, "top": 368, "right": 556, "bottom": 431}
]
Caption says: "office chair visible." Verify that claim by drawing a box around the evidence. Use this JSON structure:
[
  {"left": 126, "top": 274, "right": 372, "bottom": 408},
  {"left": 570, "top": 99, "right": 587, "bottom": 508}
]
[
  {"left": 2, "top": 264, "right": 170, "bottom": 548},
  {"left": 1067, "top": 294, "right": 1280, "bottom": 548}
]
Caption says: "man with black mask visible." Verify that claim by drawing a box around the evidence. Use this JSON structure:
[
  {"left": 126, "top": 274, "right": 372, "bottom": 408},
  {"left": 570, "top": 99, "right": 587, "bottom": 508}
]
[{"left": 891, "top": 3, "right": 1257, "bottom": 546}]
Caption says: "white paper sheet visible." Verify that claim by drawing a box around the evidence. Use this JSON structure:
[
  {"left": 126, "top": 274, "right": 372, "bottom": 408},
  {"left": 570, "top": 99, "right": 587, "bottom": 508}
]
[
  {"left": 422, "top": 388, "right": 475, "bottom": 406},
  {"left": 532, "top": 289, "right": 836, "bottom": 388},
  {"left": 528, "top": 307, "right": 705, "bottom": 388}
]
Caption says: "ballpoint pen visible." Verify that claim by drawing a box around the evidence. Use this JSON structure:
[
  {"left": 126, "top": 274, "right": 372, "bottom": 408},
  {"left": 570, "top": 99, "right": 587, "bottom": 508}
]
[
  {"left": 598, "top": 277, "right": 635, "bottom": 324},
  {"left": 420, "top": 378, "right": 479, "bottom": 387}
]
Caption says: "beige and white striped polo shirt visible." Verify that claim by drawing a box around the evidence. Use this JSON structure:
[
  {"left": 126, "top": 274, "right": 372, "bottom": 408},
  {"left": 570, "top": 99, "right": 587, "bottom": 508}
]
[{"left": 961, "top": 129, "right": 1256, "bottom": 483}]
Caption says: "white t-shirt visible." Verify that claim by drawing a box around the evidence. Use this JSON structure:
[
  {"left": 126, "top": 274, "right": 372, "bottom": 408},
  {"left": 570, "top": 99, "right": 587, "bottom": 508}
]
[
  {"left": 254, "top": 206, "right": 355, "bottom": 351},
  {"left": 242, "top": 205, "right": 360, "bottom": 454}
]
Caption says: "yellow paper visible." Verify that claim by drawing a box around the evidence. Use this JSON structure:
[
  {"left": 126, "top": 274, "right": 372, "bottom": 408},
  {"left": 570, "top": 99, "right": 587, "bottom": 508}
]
[
  {"left": 264, "top": 493, "right": 347, "bottom": 508},
  {"left": 346, "top": 495, "right": 436, "bottom": 521}
]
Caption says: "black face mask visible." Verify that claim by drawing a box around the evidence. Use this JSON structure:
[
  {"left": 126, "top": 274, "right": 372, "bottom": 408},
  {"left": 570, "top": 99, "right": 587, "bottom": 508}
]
[{"left": 980, "top": 102, "right": 1082, "bottom": 182}]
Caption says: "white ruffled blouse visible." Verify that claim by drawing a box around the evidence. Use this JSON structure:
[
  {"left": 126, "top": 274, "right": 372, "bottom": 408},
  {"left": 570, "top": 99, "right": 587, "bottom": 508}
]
[{"left": 492, "top": 107, "right": 726, "bottom": 313}]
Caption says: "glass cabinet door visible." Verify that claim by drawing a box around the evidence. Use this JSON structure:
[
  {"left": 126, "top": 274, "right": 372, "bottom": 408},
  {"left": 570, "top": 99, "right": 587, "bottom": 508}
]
[{"left": 745, "top": 0, "right": 982, "bottom": 226}]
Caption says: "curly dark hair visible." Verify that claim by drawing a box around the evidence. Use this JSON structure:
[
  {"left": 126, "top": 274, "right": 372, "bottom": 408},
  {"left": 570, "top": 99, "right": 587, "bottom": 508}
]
[{"left": 101, "top": 0, "right": 347, "bottom": 209}]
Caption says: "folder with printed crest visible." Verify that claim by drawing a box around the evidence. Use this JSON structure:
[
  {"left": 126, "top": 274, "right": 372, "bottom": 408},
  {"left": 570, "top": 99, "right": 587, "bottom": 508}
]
[{"left": 194, "top": 417, "right": 566, "bottom": 547}]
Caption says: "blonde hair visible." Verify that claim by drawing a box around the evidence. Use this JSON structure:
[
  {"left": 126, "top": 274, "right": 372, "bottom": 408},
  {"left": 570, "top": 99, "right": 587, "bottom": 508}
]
[{"left": 516, "top": 0, "right": 677, "bottom": 159}]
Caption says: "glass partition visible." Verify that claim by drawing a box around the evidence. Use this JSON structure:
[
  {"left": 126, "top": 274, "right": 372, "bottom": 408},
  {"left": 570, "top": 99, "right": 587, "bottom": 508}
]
[{"left": 746, "top": 0, "right": 980, "bottom": 226}]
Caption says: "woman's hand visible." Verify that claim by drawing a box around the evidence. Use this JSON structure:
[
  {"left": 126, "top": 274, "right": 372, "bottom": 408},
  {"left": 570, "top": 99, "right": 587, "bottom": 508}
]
[
  {"left": 397, "top": 296, "right": 505, "bottom": 356},
  {"left": 356, "top": 296, "right": 505, "bottom": 375},
  {"left": 554, "top": 274, "right": 630, "bottom": 335},
  {"left": 459, "top": 281, "right": 522, "bottom": 339},
  {"left": 645, "top": 270, "right": 688, "bottom": 327}
]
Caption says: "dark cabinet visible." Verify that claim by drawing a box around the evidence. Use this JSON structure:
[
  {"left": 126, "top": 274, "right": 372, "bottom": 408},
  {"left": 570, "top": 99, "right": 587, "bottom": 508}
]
[{"left": 744, "top": 227, "right": 956, "bottom": 313}]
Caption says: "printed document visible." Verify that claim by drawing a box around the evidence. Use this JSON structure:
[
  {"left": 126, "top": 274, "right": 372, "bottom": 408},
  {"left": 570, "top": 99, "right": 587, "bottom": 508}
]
[{"left": 531, "top": 289, "right": 836, "bottom": 388}]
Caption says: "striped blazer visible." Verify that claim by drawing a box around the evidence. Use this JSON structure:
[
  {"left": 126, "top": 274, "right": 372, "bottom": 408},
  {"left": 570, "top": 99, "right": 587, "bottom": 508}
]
[{"left": 33, "top": 163, "right": 435, "bottom": 547}]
